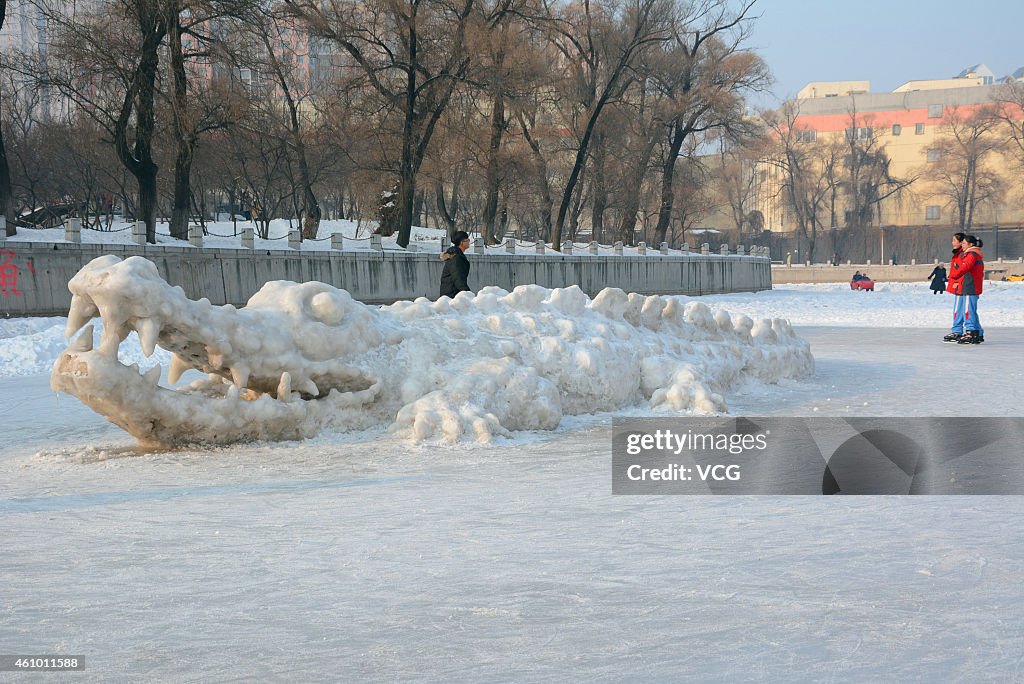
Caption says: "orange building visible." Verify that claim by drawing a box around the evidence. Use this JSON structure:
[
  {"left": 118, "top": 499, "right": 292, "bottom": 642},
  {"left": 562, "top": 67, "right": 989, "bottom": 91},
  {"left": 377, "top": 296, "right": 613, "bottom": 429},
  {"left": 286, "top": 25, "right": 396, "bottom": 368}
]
[{"left": 756, "top": 71, "right": 1024, "bottom": 232}]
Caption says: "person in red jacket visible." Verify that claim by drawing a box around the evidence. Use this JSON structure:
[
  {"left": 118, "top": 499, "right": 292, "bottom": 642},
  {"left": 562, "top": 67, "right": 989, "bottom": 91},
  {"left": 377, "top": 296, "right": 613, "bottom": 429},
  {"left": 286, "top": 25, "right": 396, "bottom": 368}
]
[
  {"left": 943, "top": 233, "right": 967, "bottom": 342},
  {"left": 949, "top": 235, "right": 985, "bottom": 344}
]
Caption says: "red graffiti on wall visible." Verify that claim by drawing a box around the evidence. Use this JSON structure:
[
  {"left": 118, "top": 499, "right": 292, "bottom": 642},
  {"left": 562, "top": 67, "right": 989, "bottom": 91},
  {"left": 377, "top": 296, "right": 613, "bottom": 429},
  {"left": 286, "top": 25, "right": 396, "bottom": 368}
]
[{"left": 1, "top": 249, "right": 23, "bottom": 297}]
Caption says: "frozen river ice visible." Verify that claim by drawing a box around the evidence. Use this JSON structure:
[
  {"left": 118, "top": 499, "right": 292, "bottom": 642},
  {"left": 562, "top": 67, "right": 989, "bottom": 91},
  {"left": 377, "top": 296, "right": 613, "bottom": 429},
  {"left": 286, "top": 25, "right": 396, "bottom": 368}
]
[{"left": 2, "top": 325, "right": 1023, "bottom": 681}]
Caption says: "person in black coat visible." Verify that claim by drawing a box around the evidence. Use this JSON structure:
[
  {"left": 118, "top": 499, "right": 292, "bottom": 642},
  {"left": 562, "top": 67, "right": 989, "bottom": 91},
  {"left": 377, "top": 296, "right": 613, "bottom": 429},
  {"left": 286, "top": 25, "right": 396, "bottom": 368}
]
[
  {"left": 928, "top": 263, "right": 947, "bottom": 294},
  {"left": 440, "top": 230, "right": 472, "bottom": 298}
]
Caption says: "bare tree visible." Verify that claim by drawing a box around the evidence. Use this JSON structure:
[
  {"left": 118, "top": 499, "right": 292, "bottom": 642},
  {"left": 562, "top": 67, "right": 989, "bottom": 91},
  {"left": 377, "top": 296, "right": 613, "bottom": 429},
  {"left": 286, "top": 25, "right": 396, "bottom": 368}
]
[
  {"left": 605, "top": 69, "right": 661, "bottom": 244},
  {"left": 714, "top": 129, "right": 766, "bottom": 239},
  {"left": 285, "top": 0, "right": 476, "bottom": 247},
  {"left": 466, "top": 2, "right": 542, "bottom": 244},
  {"left": 541, "top": 0, "right": 672, "bottom": 249},
  {"left": 648, "top": 0, "right": 766, "bottom": 247},
  {"left": 921, "top": 104, "right": 1004, "bottom": 231},
  {"left": 163, "top": 0, "right": 246, "bottom": 239},
  {"left": 996, "top": 80, "right": 1024, "bottom": 200},
  {"left": 762, "top": 101, "right": 833, "bottom": 260},
  {"left": 38, "top": 0, "right": 168, "bottom": 241}
]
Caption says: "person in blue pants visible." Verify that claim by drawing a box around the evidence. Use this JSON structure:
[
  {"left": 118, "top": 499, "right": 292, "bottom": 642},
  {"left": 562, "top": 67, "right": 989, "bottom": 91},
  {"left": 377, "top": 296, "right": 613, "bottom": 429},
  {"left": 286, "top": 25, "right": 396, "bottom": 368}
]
[
  {"left": 957, "top": 235, "right": 985, "bottom": 344},
  {"left": 943, "top": 233, "right": 967, "bottom": 342},
  {"left": 949, "top": 294, "right": 966, "bottom": 340}
]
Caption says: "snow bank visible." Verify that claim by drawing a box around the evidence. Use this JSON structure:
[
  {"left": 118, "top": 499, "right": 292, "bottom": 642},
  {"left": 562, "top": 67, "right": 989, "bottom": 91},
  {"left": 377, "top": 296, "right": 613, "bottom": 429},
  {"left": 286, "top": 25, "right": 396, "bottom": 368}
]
[{"left": 49, "top": 256, "right": 812, "bottom": 446}]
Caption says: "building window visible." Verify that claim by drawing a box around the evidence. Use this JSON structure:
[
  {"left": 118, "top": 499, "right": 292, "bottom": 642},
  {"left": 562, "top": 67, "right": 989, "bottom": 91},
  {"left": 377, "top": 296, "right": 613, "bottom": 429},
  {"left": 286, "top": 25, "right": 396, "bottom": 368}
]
[
  {"left": 927, "top": 149, "right": 942, "bottom": 162},
  {"left": 795, "top": 129, "right": 816, "bottom": 143},
  {"left": 915, "top": 123, "right": 925, "bottom": 135},
  {"left": 926, "top": 205, "right": 941, "bottom": 220},
  {"left": 928, "top": 104, "right": 943, "bottom": 118},
  {"left": 859, "top": 127, "right": 872, "bottom": 140},
  {"left": 892, "top": 124, "right": 902, "bottom": 136}
]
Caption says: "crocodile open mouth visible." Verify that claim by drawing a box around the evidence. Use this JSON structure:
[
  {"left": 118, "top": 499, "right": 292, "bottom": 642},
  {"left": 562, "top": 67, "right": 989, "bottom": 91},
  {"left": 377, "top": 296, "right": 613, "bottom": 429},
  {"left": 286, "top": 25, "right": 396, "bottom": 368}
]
[{"left": 51, "top": 256, "right": 383, "bottom": 446}]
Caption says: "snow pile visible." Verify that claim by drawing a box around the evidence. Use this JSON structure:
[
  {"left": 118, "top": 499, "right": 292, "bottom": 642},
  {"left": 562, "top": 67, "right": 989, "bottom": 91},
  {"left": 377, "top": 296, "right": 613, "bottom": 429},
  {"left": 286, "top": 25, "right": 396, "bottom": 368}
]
[
  {"left": 0, "top": 317, "right": 66, "bottom": 377},
  {"left": 50, "top": 255, "right": 813, "bottom": 446}
]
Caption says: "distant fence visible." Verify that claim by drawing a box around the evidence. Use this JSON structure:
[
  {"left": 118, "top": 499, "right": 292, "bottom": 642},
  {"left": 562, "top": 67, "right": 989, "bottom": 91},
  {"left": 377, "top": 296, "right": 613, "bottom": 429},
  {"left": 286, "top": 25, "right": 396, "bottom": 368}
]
[
  {"left": 772, "top": 259, "right": 1024, "bottom": 284},
  {"left": 736, "top": 226, "right": 1024, "bottom": 265}
]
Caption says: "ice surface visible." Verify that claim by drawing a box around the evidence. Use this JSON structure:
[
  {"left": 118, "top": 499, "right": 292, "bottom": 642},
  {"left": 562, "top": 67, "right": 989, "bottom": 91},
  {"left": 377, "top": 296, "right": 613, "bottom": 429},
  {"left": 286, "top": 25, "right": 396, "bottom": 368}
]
[
  {"left": 3, "top": 326, "right": 1024, "bottom": 681},
  {"left": 50, "top": 256, "right": 812, "bottom": 446},
  {"left": 4, "top": 285, "right": 1024, "bottom": 681},
  {"left": 693, "top": 280, "right": 1024, "bottom": 328}
]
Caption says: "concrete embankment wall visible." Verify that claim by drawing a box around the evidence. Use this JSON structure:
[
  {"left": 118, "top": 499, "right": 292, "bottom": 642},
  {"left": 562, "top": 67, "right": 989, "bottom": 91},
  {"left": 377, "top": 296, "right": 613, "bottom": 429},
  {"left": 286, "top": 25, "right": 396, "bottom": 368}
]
[
  {"left": 772, "top": 259, "right": 1024, "bottom": 284},
  {"left": 0, "top": 242, "right": 771, "bottom": 316}
]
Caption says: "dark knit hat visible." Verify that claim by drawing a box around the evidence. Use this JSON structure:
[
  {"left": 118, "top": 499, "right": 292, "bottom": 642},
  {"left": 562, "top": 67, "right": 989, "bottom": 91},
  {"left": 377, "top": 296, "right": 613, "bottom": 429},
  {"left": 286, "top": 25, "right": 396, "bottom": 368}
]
[{"left": 451, "top": 230, "right": 470, "bottom": 245}]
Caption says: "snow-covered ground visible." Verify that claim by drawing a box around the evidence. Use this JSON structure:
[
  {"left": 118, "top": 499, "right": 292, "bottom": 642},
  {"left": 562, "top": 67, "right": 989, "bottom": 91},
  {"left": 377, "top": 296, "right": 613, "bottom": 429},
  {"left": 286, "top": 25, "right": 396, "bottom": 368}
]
[
  {"left": 2, "top": 283, "right": 1023, "bottom": 681},
  {"left": 706, "top": 280, "right": 1024, "bottom": 328}
]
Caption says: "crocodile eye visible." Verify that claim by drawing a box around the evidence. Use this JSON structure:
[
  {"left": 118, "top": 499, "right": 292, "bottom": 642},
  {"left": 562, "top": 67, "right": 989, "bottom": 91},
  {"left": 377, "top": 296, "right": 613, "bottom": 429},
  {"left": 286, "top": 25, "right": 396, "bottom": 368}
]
[{"left": 310, "top": 292, "right": 345, "bottom": 325}]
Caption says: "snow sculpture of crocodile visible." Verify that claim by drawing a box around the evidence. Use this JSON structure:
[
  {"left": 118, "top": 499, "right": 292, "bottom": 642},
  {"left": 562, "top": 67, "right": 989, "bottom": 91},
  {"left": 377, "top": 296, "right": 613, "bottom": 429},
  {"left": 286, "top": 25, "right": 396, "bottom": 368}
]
[{"left": 51, "top": 255, "right": 813, "bottom": 446}]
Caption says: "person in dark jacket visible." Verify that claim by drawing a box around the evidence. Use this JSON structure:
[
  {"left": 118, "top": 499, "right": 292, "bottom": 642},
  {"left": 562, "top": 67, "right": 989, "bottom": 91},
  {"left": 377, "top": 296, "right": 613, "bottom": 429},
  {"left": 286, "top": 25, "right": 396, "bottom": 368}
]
[
  {"left": 440, "top": 230, "right": 472, "bottom": 298},
  {"left": 927, "top": 264, "right": 947, "bottom": 294}
]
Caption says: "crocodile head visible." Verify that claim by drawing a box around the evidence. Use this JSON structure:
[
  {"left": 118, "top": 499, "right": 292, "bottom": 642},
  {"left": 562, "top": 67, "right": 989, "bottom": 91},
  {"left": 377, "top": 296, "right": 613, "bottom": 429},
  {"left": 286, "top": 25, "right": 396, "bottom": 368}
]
[{"left": 52, "top": 255, "right": 386, "bottom": 446}]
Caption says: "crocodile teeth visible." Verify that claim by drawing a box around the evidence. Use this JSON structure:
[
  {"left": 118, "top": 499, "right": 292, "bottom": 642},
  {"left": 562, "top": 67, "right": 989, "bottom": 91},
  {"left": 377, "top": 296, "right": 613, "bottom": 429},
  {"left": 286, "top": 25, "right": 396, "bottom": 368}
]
[
  {"left": 136, "top": 317, "right": 160, "bottom": 357},
  {"left": 65, "top": 296, "right": 98, "bottom": 339},
  {"left": 230, "top": 366, "right": 249, "bottom": 389},
  {"left": 277, "top": 372, "right": 292, "bottom": 401},
  {"left": 99, "top": 321, "right": 131, "bottom": 357},
  {"left": 227, "top": 384, "right": 240, "bottom": 401},
  {"left": 298, "top": 379, "right": 319, "bottom": 397},
  {"left": 143, "top": 365, "right": 161, "bottom": 386},
  {"left": 168, "top": 354, "right": 190, "bottom": 385},
  {"left": 69, "top": 324, "right": 95, "bottom": 352}
]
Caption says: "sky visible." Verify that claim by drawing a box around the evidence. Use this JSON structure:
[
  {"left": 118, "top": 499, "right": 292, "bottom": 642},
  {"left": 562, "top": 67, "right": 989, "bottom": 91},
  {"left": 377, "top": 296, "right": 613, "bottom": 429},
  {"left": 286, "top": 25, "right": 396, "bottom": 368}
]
[{"left": 750, "top": 0, "right": 1024, "bottom": 104}]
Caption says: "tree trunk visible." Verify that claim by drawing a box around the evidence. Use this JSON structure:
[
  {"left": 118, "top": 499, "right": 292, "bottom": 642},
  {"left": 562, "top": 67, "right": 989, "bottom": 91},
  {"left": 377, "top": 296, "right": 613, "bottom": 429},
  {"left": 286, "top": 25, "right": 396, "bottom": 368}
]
[
  {"left": 568, "top": 178, "right": 588, "bottom": 241},
  {"left": 112, "top": 6, "right": 164, "bottom": 243},
  {"left": 435, "top": 180, "right": 457, "bottom": 233},
  {"left": 517, "top": 112, "right": 553, "bottom": 241},
  {"left": 170, "top": 143, "right": 193, "bottom": 239},
  {"left": 392, "top": 14, "right": 420, "bottom": 248},
  {"left": 0, "top": 123, "right": 12, "bottom": 235},
  {"left": 653, "top": 122, "right": 686, "bottom": 246},
  {"left": 481, "top": 93, "right": 505, "bottom": 244},
  {"left": 0, "top": 1, "right": 12, "bottom": 235},
  {"left": 590, "top": 132, "right": 606, "bottom": 243},
  {"left": 617, "top": 139, "right": 656, "bottom": 244},
  {"left": 167, "top": 9, "right": 191, "bottom": 240},
  {"left": 413, "top": 189, "right": 425, "bottom": 228},
  {"left": 138, "top": 166, "right": 159, "bottom": 243}
]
